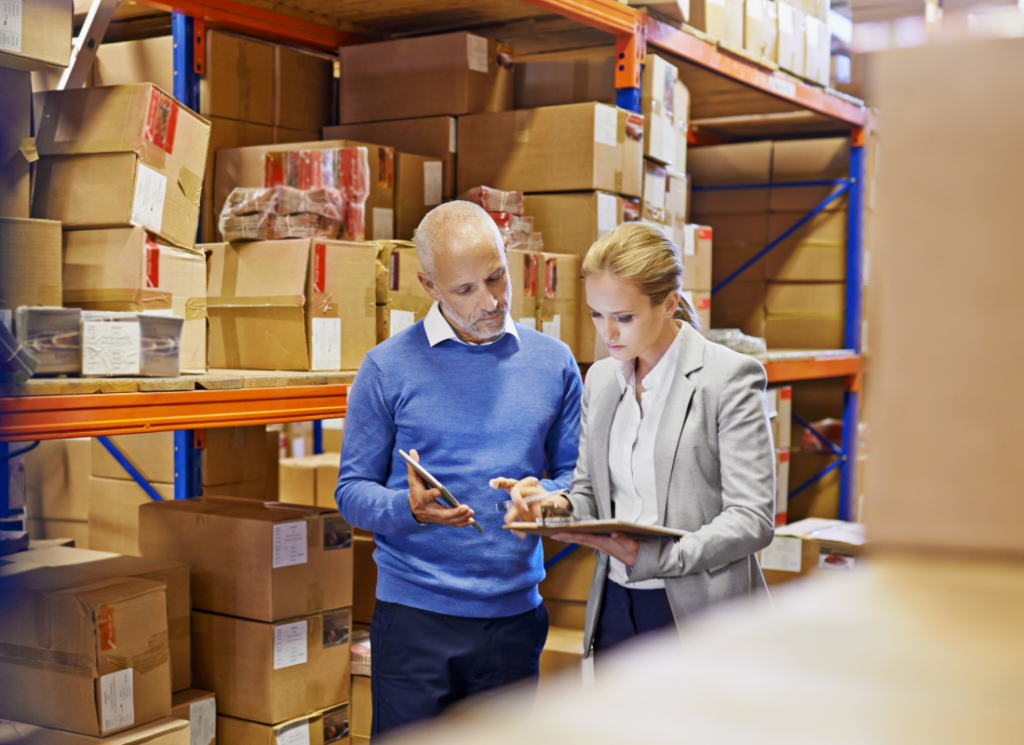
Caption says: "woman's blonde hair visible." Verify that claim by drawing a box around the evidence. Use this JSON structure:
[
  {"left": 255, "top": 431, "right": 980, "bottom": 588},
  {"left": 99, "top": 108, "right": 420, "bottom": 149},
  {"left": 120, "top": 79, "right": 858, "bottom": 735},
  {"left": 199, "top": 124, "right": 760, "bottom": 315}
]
[{"left": 582, "top": 222, "right": 703, "bottom": 333}]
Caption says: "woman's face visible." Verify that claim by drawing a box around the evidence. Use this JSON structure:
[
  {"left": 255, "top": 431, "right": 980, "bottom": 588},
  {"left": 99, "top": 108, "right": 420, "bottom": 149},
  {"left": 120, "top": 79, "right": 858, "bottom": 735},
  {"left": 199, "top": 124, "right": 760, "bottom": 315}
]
[{"left": 586, "top": 272, "right": 674, "bottom": 361}]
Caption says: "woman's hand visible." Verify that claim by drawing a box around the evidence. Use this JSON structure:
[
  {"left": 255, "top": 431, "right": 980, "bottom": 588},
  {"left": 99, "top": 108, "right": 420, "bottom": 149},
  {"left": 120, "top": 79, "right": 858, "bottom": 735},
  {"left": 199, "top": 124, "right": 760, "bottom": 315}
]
[
  {"left": 552, "top": 531, "right": 640, "bottom": 567},
  {"left": 490, "top": 476, "right": 570, "bottom": 539}
]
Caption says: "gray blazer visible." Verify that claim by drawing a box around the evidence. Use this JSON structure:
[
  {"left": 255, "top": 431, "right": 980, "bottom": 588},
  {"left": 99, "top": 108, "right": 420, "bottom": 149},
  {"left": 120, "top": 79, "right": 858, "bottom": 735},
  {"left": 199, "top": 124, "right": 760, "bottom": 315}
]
[{"left": 566, "top": 323, "right": 776, "bottom": 655}]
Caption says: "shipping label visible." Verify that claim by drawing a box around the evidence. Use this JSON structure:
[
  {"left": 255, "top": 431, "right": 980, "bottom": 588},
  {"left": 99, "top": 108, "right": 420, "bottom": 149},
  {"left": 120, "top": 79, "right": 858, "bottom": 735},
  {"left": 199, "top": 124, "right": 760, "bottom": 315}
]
[
  {"left": 777, "top": 2, "right": 795, "bottom": 35},
  {"left": 189, "top": 697, "right": 216, "bottom": 745},
  {"left": 145, "top": 87, "right": 178, "bottom": 154},
  {"left": 0, "top": 0, "right": 22, "bottom": 53},
  {"left": 594, "top": 104, "right": 618, "bottom": 148},
  {"left": 389, "top": 309, "right": 415, "bottom": 338},
  {"left": 759, "top": 535, "right": 802, "bottom": 572},
  {"left": 597, "top": 193, "right": 618, "bottom": 237},
  {"left": 542, "top": 314, "right": 561, "bottom": 342},
  {"left": 683, "top": 225, "right": 696, "bottom": 256},
  {"left": 273, "top": 620, "right": 308, "bottom": 670},
  {"left": 311, "top": 318, "right": 341, "bottom": 371},
  {"left": 100, "top": 669, "right": 134, "bottom": 733},
  {"left": 518, "top": 317, "right": 537, "bottom": 331},
  {"left": 82, "top": 320, "right": 141, "bottom": 376},
  {"left": 466, "top": 34, "right": 489, "bottom": 73},
  {"left": 272, "top": 521, "right": 308, "bottom": 568},
  {"left": 131, "top": 164, "right": 167, "bottom": 235},
  {"left": 276, "top": 720, "right": 311, "bottom": 745},
  {"left": 323, "top": 515, "right": 352, "bottom": 551},
  {"left": 372, "top": 208, "right": 394, "bottom": 240},
  {"left": 424, "top": 162, "right": 443, "bottom": 206}
]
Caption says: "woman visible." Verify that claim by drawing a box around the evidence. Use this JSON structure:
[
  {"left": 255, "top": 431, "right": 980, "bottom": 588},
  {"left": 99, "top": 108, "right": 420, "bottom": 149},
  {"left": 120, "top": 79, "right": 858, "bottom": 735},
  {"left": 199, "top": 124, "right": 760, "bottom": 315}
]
[{"left": 505, "top": 223, "right": 775, "bottom": 657}]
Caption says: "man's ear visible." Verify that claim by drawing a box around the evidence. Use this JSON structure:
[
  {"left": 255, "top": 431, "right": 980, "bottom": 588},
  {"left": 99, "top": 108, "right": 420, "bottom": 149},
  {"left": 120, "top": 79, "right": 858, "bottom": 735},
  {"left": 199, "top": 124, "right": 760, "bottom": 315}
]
[{"left": 417, "top": 272, "right": 441, "bottom": 302}]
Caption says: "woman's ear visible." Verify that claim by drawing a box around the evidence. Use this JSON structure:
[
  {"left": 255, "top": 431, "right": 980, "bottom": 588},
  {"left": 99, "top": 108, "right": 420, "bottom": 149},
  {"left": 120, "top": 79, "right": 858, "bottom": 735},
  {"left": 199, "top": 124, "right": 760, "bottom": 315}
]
[{"left": 664, "top": 290, "right": 680, "bottom": 318}]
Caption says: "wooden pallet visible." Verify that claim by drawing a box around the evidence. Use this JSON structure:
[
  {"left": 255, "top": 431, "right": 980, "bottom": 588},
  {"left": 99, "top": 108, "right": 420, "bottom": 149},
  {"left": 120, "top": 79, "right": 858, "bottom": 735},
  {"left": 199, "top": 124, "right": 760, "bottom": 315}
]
[
  {"left": 1, "top": 370, "right": 357, "bottom": 397},
  {"left": 190, "top": 369, "right": 357, "bottom": 390}
]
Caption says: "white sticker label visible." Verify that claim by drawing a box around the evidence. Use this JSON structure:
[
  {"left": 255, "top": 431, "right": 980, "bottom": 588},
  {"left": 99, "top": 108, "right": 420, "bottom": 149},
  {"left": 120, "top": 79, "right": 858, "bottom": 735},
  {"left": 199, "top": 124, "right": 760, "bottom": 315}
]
[
  {"left": 449, "top": 118, "right": 457, "bottom": 153},
  {"left": 389, "top": 309, "right": 415, "bottom": 338},
  {"left": 662, "top": 117, "right": 677, "bottom": 165},
  {"left": 291, "top": 438, "right": 306, "bottom": 459},
  {"left": 372, "top": 208, "right": 394, "bottom": 240},
  {"left": 818, "top": 553, "right": 856, "bottom": 571},
  {"left": 423, "top": 162, "right": 443, "bottom": 206},
  {"left": 747, "top": 0, "right": 764, "bottom": 19},
  {"left": 273, "top": 621, "right": 308, "bottom": 669},
  {"left": 189, "top": 697, "right": 216, "bottom": 745},
  {"left": 466, "top": 34, "right": 489, "bottom": 73},
  {"left": 100, "top": 669, "right": 134, "bottom": 733},
  {"left": 82, "top": 320, "right": 141, "bottom": 376},
  {"left": 807, "top": 16, "right": 820, "bottom": 48},
  {"left": 272, "top": 521, "right": 308, "bottom": 569},
  {"left": 778, "top": 2, "right": 794, "bottom": 34},
  {"left": 0, "top": 0, "right": 22, "bottom": 53},
  {"left": 311, "top": 317, "right": 341, "bottom": 371},
  {"left": 681, "top": 290, "right": 694, "bottom": 307},
  {"left": 708, "top": 0, "right": 726, "bottom": 6},
  {"left": 593, "top": 104, "right": 618, "bottom": 148},
  {"left": 597, "top": 192, "right": 618, "bottom": 237},
  {"left": 130, "top": 163, "right": 167, "bottom": 235},
  {"left": 276, "top": 721, "right": 311, "bottom": 745},
  {"left": 768, "top": 75, "right": 797, "bottom": 99},
  {"left": 542, "top": 314, "right": 561, "bottom": 341},
  {"left": 518, "top": 317, "right": 537, "bottom": 331},
  {"left": 760, "top": 536, "right": 802, "bottom": 572},
  {"left": 643, "top": 167, "right": 666, "bottom": 211},
  {"left": 683, "top": 225, "right": 696, "bottom": 256}
]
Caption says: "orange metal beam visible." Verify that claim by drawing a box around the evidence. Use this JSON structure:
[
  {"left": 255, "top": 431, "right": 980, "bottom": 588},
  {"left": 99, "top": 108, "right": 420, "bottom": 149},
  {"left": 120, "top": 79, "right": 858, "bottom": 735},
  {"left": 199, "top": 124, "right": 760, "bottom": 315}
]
[
  {"left": 763, "top": 355, "right": 861, "bottom": 383},
  {"left": 520, "top": 0, "right": 643, "bottom": 36},
  {"left": 0, "top": 385, "right": 349, "bottom": 442}
]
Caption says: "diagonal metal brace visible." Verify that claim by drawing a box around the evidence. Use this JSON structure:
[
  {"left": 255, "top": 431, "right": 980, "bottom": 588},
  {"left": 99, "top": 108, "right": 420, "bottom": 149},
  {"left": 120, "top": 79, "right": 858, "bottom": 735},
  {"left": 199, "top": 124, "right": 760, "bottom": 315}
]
[
  {"left": 96, "top": 435, "right": 164, "bottom": 502},
  {"left": 788, "top": 457, "right": 844, "bottom": 501},
  {"left": 792, "top": 412, "right": 845, "bottom": 458},
  {"left": 544, "top": 543, "right": 580, "bottom": 570}
]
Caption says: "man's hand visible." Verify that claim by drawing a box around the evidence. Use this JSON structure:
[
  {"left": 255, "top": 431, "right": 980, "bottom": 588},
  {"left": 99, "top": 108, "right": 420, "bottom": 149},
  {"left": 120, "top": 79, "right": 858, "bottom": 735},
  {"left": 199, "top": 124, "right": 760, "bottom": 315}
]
[
  {"left": 490, "top": 476, "right": 570, "bottom": 539},
  {"left": 408, "top": 449, "right": 476, "bottom": 527},
  {"left": 552, "top": 531, "right": 640, "bottom": 567}
]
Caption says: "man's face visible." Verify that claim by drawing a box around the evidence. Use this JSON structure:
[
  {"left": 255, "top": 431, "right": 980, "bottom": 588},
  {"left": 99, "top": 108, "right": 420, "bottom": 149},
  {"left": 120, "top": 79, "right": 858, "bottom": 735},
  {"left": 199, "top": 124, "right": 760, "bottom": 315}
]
[{"left": 419, "top": 237, "right": 511, "bottom": 343}]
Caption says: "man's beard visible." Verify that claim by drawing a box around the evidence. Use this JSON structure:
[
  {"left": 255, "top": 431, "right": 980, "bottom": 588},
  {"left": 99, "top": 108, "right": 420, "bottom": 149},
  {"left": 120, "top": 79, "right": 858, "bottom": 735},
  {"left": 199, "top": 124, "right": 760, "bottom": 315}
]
[{"left": 439, "top": 294, "right": 508, "bottom": 341}]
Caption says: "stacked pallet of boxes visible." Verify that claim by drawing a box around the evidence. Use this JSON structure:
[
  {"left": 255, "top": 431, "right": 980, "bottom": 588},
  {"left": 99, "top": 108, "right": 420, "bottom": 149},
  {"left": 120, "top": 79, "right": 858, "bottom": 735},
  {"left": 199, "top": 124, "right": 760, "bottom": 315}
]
[
  {"left": 19, "top": 439, "right": 92, "bottom": 546},
  {"left": 140, "top": 497, "right": 355, "bottom": 745},
  {"left": 767, "top": 385, "right": 793, "bottom": 525}
]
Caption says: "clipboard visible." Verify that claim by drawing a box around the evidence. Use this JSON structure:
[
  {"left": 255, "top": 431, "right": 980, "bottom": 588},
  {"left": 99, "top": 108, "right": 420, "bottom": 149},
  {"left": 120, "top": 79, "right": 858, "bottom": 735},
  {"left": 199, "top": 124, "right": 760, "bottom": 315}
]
[
  {"left": 399, "top": 449, "right": 485, "bottom": 534},
  {"left": 504, "top": 520, "right": 687, "bottom": 539}
]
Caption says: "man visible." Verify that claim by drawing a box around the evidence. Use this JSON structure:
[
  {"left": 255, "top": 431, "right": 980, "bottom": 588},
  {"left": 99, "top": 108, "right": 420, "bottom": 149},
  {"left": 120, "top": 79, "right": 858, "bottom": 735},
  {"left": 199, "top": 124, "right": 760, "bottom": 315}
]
[{"left": 336, "top": 201, "right": 583, "bottom": 737}]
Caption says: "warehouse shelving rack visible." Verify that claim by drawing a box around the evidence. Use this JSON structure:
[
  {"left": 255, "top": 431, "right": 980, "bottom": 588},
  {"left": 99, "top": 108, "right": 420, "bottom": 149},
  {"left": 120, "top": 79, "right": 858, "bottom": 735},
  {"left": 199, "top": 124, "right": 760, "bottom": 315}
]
[{"left": 0, "top": 0, "right": 866, "bottom": 525}]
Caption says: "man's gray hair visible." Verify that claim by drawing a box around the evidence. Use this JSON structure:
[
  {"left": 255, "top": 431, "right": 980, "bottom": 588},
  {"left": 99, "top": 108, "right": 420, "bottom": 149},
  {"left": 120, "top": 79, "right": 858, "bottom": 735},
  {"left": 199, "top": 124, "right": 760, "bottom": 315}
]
[{"left": 415, "top": 201, "right": 504, "bottom": 280}]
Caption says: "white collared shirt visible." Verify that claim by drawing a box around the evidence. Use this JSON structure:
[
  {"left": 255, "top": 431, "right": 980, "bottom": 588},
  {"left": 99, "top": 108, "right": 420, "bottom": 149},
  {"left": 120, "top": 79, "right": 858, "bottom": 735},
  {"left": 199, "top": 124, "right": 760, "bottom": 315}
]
[
  {"left": 607, "top": 322, "right": 685, "bottom": 589},
  {"left": 423, "top": 302, "right": 520, "bottom": 347}
]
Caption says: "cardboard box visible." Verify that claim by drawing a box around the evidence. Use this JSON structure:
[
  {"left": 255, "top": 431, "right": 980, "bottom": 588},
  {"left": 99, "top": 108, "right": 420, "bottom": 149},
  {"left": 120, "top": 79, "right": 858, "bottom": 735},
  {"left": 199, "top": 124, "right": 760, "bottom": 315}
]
[
  {"left": 205, "top": 239, "right": 377, "bottom": 371},
  {"left": 217, "top": 705, "right": 349, "bottom": 745},
  {"left": 681, "top": 224, "right": 713, "bottom": 292},
  {"left": 0, "top": 68, "right": 31, "bottom": 217},
  {"left": 523, "top": 191, "right": 635, "bottom": 259},
  {"left": 801, "top": 0, "right": 830, "bottom": 21},
  {"left": 33, "top": 85, "right": 211, "bottom": 249},
  {"left": 765, "top": 210, "right": 846, "bottom": 282},
  {"left": 192, "top": 608, "right": 351, "bottom": 724},
  {"left": 689, "top": 0, "right": 745, "bottom": 47},
  {"left": 395, "top": 152, "right": 443, "bottom": 240},
  {"left": 351, "top": 676, "right": 370, "bottom": 739},
  {"left": 764, "top": 281, "right": 845, "bottom": 349},
  {"left": 767, "top": 384, "right": 793, "bottom": 450},
  {"left": 507, "top": 249, "right": 539, "bottom": 329},
  {"left": 759, "top": 518, "right": 865, "bottom": 585},
  {"left": 787, "top": 449, "right": 840, "bottom": 521},
  {"left": 688, "top": 141, "right": 773, "bottom": 215},
  {"left": 275, "top": 45, "right": 334, "bottom": 134},
  {"left": 708, "top": 211, "right": 771, "bottom": 285},
  {"left": 641, "top": 158, "right": 669, "bottom": 229},
  {"left": 543, "top": 599, "right": 587, "bottom": 630},
  {"left": 458, "top": 103, "right": 644, "bottom": 198},
  {"left": 775, "top": 448, "right": 791, "bottom": 525},
  {"left": 710, "top": 280, "right": 766, "bottom": 337},
  {"left": 279, "top": 453, "right": 341, "bottom": 509},
  {"left": 272, "top": 127, "right": 321, "bottom": 145},
  {"left": 14, "top": 307, "right": 81, "bottom": 375},
  {"left": 777, "top": 2, "right": 806, "bottom": 77},
  {"left": 641, "top": 54, "right": 687, "bottom": 168},
  {"left": 340, "top": 32, "right": 513, "bottom": 124},
  {"left": 745, "top": 0, "right": 779, "bottom": 61},
  {"left": 0, "top": 217, "right": 62, "bottom": 318},
  {"left": 23, "top": 438, "right": 91, "bottom": 522},
  {"left": 25, "top": 518, "right": 89, "bottom": 548},
  {"left": 324, "top": 116, "right": 457, "bottom": 199},
  {"left": 351, "top": 535, "right": 377, "bottom": 626},
  {"left": 537, "top": 252, "right": 580, "bottom": 358},
  {"left": 682, "top": 290, "right": 712, "bottom": 331},
  {"left": 0, "top": 718, "right": 189, "bottom": 745},
  {"left": 88, "top": 475, "right": 174, "bottom": 556},
  {"left": 202, "top": 118, "right": 275, "bottom": 204},
  {"left": 373, "top": 241, "right": 433, "bottom": 343},
  {"left": 539, "top": 537, "right": 595, "bottom": 602},
  {"left": 139, "top": 497, "right": 353, "bottom": 622},
  {"left": 92, "top": 36, "right": 173, "bottom": 93},
  {"left": 513, "top": 48, "right": 615, "bottom": 111},
  {"left": 321, "top": 419, "right": 343, "bottom": 454},
  {"left": 62, "top": 228, "right": 207, "bottom": 374},
  {"left": 803, "top": 15, "right": 831, "bottom": 87},
  {"left": 0, "top": 0, "right": 72, "bottom": 72},
  {"left": 171, "top": 690, "right": 216, "bottom": 745},
  {"left": 539, "top": 627, "right": 584, "bottom": 690},
  {"left": 79, "top": 311, "right": 184, "bottom": 378},
  {"left": 0, "top": 564, "right": 171, "bottom": 736},
  {"left": 771, "top": 137, "right": 849, "bottom": 212},
  {"left": 665, "top": 169, "right": 689, "bottom": 248},
  {"left": 4, "top": 546, "right": 192, "bottom": 693}
]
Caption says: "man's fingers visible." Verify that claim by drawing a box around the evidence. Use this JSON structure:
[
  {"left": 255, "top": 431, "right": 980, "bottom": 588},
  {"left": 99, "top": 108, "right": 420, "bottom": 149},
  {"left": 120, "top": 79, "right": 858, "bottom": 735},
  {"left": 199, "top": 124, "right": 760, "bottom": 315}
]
[{"left": 489, "top": 477, "right": 518, "bottom": 491}]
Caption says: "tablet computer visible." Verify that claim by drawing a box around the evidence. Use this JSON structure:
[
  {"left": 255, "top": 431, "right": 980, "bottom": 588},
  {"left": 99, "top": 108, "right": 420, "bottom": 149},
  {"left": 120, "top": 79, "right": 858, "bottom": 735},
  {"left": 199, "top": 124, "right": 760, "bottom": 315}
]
[{"left": 399, "top": 449, "right": 484, "bottom": 533}]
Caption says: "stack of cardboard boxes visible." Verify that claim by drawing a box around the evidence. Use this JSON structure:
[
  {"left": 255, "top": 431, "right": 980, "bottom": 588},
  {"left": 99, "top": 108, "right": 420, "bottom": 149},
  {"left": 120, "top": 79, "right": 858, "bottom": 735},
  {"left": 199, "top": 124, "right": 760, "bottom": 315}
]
[
  {"left": 20, "top": 438, "right": 92, "bottom": 545},
  {"left": 768, "top": 385, "right": 793, "bottom": 525}
]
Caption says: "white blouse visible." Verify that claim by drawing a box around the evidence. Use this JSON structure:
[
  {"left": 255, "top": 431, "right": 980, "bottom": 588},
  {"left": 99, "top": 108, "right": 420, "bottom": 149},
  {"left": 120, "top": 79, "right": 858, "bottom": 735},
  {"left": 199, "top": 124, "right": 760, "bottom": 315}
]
[{"left": 607, "top": 322, "right": 685, "bottom": 589}]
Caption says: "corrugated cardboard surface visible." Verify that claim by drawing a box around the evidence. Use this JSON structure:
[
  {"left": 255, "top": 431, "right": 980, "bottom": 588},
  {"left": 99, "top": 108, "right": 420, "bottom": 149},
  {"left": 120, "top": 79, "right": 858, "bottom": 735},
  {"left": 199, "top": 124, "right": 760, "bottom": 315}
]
[
  {"left": 88, "top": 475, "right": 174, "bottom": 556},
  {"left": 0, "top": 717, "right": 189, "bottom": 745},
  {"left": 340, "top": 32, "right": 512, "bottom": 124},
  {"left": 458, "top": 103, "right": 644, "bottom": 197},
  {"left": 0, "top": 69, "right": 32, "bottom": 218},
  {"left": 507, "top": 249, "right": 538, "bottom": 327},
  {"left": 537, "top": 252, "right": 580, "bottom": 358},
  {"left": 351, "top": 675, "right": 370, "bottom": 738},
  {"left": 275, "top": 45, "right": 334, "bottom": 134},
  {"left": 279, "top": 453, "right": 341, "bottom": 509},
  {"left": 171, "top": 689, "right": 216, "bottom": 745},
  {"left": 764, "top": 281, "right": 844, "bottom": 349},
  {"left": 744, "top": 0, "right": 779, "bottom": 62},
  {"left": 217, "top": 706, "right": 350, "bottom": 745},
  {"left": 374, "top": 243, "right": 430, "bottom": 305},
  {"left": 395, "top": 152, "right": 443, "bottom": 240},
  {"left": 770, "top": 137, "right": 849, "bottom": 212},
  {"left": 539, "top": 537, "right": 595, "bottom": 602},
  {"left": 777, "top": 2, "right": 806, "bottom": 76},
  {"left": 514, "top": 49, "right": 616, "bottom": 111},
  {"left": 191, "top": 609, "right": 350, "bottom": 724},
  {"left": 0, "top": 217, "right": 62, "bottom": 316},
  {"left": 352, "top": 537, "right": 377, "bottom": 626},
  {"left": 524, "top": 191, "right": 623, "bottom": 259},
  {"left": 204, "top": 31, "right": 274, "bottom": 125},
  {"left": 139, "top": 497, "right": 353, "bottom": 622},
  {"left": 765, "top": 210, "right": 847, "bottom": 282},
  {"left": 688, "top": 0, "right": 745, "bottom": 46},
  {"left": 707, "top": 212, "right": 771, "bottom": 284},
  {"left": 0, "top": 0, "right": 72, "bottom": 72},
  {"left": 711, "top": 280, "right": 766, "bottom": 338},
  {"left": 26, "top": 518, "right": 90, "bottom": 548},
  {"left": 304, "top": 241, "right": 377, "bottom": 371},
  {"left": 689, "top": 141, "right": 773, "bottom": 215},
  {"left": 93, "top": 36, "right": 175, "bottom": 93},
  {"left": 0, "top": 565, "right": 171, "bottom": 736},
  {"left": 22, "top": 438, "right": 91, "bottom": 522}
]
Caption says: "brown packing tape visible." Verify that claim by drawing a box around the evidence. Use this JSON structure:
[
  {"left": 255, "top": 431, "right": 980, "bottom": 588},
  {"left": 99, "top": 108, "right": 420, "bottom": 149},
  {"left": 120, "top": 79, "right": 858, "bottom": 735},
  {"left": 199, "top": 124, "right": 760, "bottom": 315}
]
[
  {"left": 168, "top": 615, "right": 190, "bottom": 641},
  {"left": 0, "top": 653, "right": 96, "bottom": 679},
  {"left": 307, "top": 582, "right": 324, "bottom": 614},
  {"left": 128, "top": 635, "right": 171, "bottom": 675},
  {"left": 365, "top": 286, "right": 377, "bottom": 317},
  {"left": 185, "top": 298, "right": 207, "bottom": 320},
  {"left": 305, "top": 514, "right": 319, "bottom": 547},
  {"left": 385, "top": 294, "right": 432, "bottom": 317},
  {"left": 206, "top": 295, "right": 305, "bottom": 308},
  {"left": 538, "top": 298, "right": 579, "bottom": 322},
  {"left": 96, "top": 656, "right": 129, "bottom": 677},
  {"left": 310, "top": 292, "right": 334, "bottom": 320},
  {"left": 63, "top": 289, "right": 172, "bottom": 308},
  {"left": 617, "top": 109, "right": 626, "bottom": 144},
  {"left": 179, "top": 167, "right": 203, "bottom": 205},
  {"left": 614, "top": 171, "right": 624, "bottom": 193},
  {"left": 0, "top": 643, "right": 96, "bottom": 673},
  {"left": 514, "top": 110, "right": 531, "bottom": 144},
  {"left": 20, "top": 137, "right": 38, "bottom": 163}
]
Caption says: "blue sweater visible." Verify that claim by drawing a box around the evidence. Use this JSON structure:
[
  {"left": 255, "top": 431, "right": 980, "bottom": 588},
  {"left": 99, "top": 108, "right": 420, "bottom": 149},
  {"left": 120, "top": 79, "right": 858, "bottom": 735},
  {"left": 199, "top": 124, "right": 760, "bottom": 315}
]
[{"left": 335, "top": 321, "right": 582, "bottom": 618}]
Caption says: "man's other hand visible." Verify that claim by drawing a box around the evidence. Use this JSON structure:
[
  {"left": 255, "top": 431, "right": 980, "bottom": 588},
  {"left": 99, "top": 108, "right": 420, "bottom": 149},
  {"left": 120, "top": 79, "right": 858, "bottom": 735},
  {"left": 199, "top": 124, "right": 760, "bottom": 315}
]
[{"left": 408, "top": 449, "right": 476, "bottom": 527}]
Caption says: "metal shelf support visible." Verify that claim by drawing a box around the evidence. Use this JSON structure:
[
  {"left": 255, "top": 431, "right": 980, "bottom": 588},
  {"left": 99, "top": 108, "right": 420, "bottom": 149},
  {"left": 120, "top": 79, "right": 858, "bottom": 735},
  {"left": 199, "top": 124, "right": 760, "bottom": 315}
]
[
  {"left": 97, "top": 436, "right": 166, "bottom": 502},
  {"left": 173, "top": 430, "right": 204, "bottom": 500},
  {"left": 1, "top": 442, "right": 9, "bottom": 519},
  {"left": 313, "top": 420, "right": 324, "bottom": 455}
]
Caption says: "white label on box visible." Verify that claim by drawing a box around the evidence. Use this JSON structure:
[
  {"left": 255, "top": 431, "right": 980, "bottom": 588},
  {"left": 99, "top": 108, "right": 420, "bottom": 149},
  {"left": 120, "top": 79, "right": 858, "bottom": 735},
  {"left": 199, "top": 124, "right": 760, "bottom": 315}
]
[
  {"left": 0, "top": 0, "right": 22, "bottom": 53},
  {"left": 82, "top": 320, "right": 141, "bottom": 376},
  {"left": 390, "top": 309, "right": 416, "bottom": 338},
  {"left": 276, "top": 721, "right": 311, "bottom": 745},
  {"left": 683, "top": 225, "right": 696, "bottom": 256},
  {"left": 311, "top": 317, "right": 341, "bottom": 371},
  {"left": 778, "top": 2, "right": 794, "bottom": 34},
  {"left": 189, "top": 697, "right": 216, "bottom": 745},
  {"left": 272, "top": 521, "right": 308, "bottom": 569},
  {"left": 806, "top": 16, "right": 820, "bottom": 48},
  {"left": 130, "top": 164, "right": 167, "bottom": 235},
  {"left": 372, "top": 208, "right": 394, "bottom": 240},
  {"left": 542, "top": 314, "right": 561, "bottom": 341},
  {"left": 681, "top": 290, "right": 694, "bottom": 308},
  {"left": 597, "top": 192, "right": 618, "bottom": 237},
  {"left": 273, "top": 621, "right": 308, "bottom": 670},
  {"left": 818, "top": 553, "right": 856, "bottom": 571},
  {"left": 519, "top": 317, "right": 537, "bottom": 331},
  {"left": 424, "top": 162, "right": 443, "bottom": 206},
  {"left": 708, "top": 0, "right": 726, "bottom": 6},
  {"left": 449, "top": 118, "right": 457, "bottom": 153},
  {"left": 760, "top": 536, "right": 802, "bottom": 572},
  {"left": 291, "top": 438, "right": 306, "bottom": 459},
  {"left": 663, "top": 117, "right": 677, "bottom": 165},
  {"left": 747, "top": 0, "right": 764, "bottom": 19},
  {"left": 100, "top": 669, "right": 134, "bottom": 733},
  {"left": 467, "top": 34, "right": 489, "bottom": 73},
  {"left": 644, "top": 167, "right": 666, "bottom": 211},
  {"left": 594, "top": 104, "right": 618, "bottom": 148},
  {"left": 768, "top": 74, "right": 797, "bottom": 99}
]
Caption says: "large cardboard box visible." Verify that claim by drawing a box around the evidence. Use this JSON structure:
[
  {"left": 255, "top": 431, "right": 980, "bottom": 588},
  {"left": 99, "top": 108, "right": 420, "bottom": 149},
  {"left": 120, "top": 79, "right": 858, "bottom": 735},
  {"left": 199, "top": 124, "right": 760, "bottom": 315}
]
[
  {"left": 171, "top": 690, "right": 216, "bottom": 745},
  {"left": 62, "top": 227, "right": 207, "bottom": 374},
  {"left": 513, "top": 48, "right": 615, "bottom": 111},
  {"left": 88, "top": 476, "right": 174, "bottom": 556},
  {"left": 765, "top": 210, "right": 846, "bottom": 282},
  {"left": 745, "top": 0, "right": 779, "bottom": 61},
  {"left": 92, "top": 36, "right": 173, "bottom": 93},
  {"left": 764, "top": 281, "right": 845, "bottom": 348},
  {"left": 140, "top": 497, "right": 353, "bottom": 622},
  {"left": 340, "top": 32, "right": 512, "bottom": 124},
  {"left": 771, "top": 137, "right": 849, "bottom": 212},
  {"left": 458, "top": 103, "right": 644, "bottom": 198},
  {"left": 0, "top": 218, "right": 62, "bottom": 321},
  {"left": 192, "top": 608, "right": 351, "bottom": 724},
  {"left": 351, "top": 676, "right": 370, "bottom": 739},
  {"left": 0, "top": 69, "right": 32, "bottom": 218},
  {"left": 22, "top": 438, "right": 90, "bottom": 522},
  {"left": 0, "top": 718, "right": 189, "bottom": 745},
  {"left": 665, "top": 168, "right": 689, "bottom": 247},
  {"left": 279, "top": 453, "right": 341, "bottom": 509},
  {"left": 395, "top": 152, "right": 443, "bottom": 240},
  {"left": 205, "top": 240, "right": 377, "bottom": 371},
  {"left": 25, "top": 518, "right": 89, "bottom": 548},
  {"left": 708, "top": 211, "right": 771, "bottom": 285},
  {"left": 711, "top": 280, "right": 766, "bottom": 337},
  {"left": 275, "top": 45, "right": 334, "bottom": 134},
  {"left": 4, "top": 547, "right": 192, "bottom": 693},
  {"left": 776, "top": 2, "right": 806, "bottom": 77},
  {"left": 201, "top": 118, "right": 275, "bottom": 205},
  {"left": 0, "top": 565, "right": 171, "bottom": 736},
  {"left": 775, "top": 447, "right": 791, "bottom": 525},
  {"left": 640, "top": 158, "right": 669, "bottom": 230},
  {"left": 539, "top": 537, "right": 595, "bottom": 603},
  {"left": 32, "top": 85, "right": 211, "bottom": 249},
  {"left": 324, "top": 116, "right": 457, "bottom": 199},
  {"left": 0, "top": 0, "right": 72, "bottom": 72},
  {"left": 523, "top": 191, "right": 636, "bottom": 259},
  {"left": 688, "top": 141, "right": 773, "bottom": 215},
  {"left": 689, "top": 0, "right": 745, "bottom": 47},
  {"left": 351, "top": 535, "right": 377, "bottom": 626},
  {"left": 759, "top": 518, "right": 865, "bottom": 585},
  {"left": 537, "top": 252, "right": 580, "bottom": 358},
  {"left": 641, "top": 54, "right": 688, "bottom": 168},
  {"left": 681, "top": 224, "right": 714, "bottom": 292},
  {"left": 767, "top": 384, "right": 794, "bottom": 450},
  {"left": 803, "top": 15, "right": 831, "bottom": 87},
  {"left": 539, "top": 627, "right": 584, "bottom": 690},
  {"left": 507, "top": 249, "right": 539, "bottom": 329},
  {"left": 372, "top": 240, "right": 432, "bottom": 343},
  {"left": 217, "top": 705, "right": 349, "bottom": 745}
]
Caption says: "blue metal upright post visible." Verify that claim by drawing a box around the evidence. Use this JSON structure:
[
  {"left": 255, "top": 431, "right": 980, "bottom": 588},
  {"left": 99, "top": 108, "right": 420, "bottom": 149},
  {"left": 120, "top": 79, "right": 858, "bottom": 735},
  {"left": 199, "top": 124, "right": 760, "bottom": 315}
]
[
  {"left": 174, "top": 431, "right": 202, "bottom": 500},
  {"left": 172, "top": 13, "right": 200, "bottom": 110},
  {"left": 313, "top": 421, "right": 324, "bottom": 455},
  {"left": 1, "top": 441, "right": 9, "bottom": 519}
]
